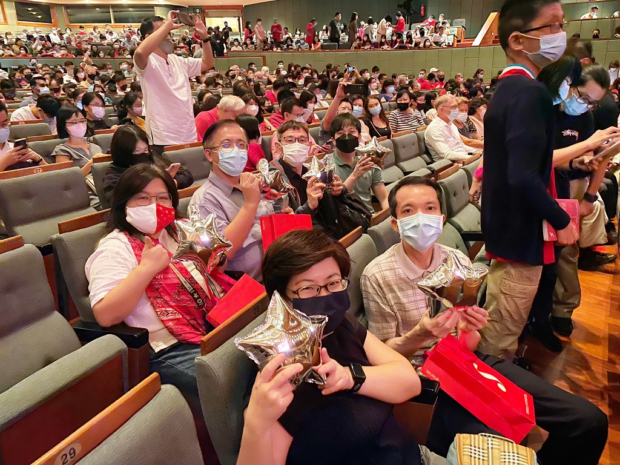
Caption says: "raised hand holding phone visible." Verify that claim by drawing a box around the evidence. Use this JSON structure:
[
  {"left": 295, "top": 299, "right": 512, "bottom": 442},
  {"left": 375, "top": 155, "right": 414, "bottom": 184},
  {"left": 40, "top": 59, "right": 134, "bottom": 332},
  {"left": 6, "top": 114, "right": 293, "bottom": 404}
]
[{"left": 167, "top": 162, "right": 181, "bottom": 178}]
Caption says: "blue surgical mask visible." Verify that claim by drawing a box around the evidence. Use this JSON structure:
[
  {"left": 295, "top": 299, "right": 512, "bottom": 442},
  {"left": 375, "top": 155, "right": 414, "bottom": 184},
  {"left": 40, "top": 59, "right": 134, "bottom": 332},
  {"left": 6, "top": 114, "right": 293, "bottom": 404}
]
[
  {"left": 387, "top": 86, "right": 395, "bottom": 94},
  {"left": 397, "top": 212, "right": 443, "bottom": 251},
  {"left": 352, "top": 105, "right": 364, "bottom": 117},
  {"left": 215, "top": 146, "right": 248, "bottom": 177},
  {"left": 563, "top": 94, "right": 589, "bottom": 116},
  {"left": 369, "top": 106, "right": 382, "bottom": 116},
  {"left": 77, "top": 101, "right": 83, "bottom": 110},
  {"left": 553, "top": 79, "right": 570, "bottom": 105}
]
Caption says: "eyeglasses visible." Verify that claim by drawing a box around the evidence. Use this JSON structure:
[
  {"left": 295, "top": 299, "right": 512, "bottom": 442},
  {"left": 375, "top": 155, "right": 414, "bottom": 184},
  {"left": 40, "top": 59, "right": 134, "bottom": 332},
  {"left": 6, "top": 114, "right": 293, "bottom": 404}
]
[
  {"left": 289, "top": 278, "right": 349, "bottom": 299},
  {"left": 521, "top": 20, "right": 567, "bottom": 34},
  {"left": 207, "top": 141, "right": 249, "bottom": 151},
  {"left": 132, "top": 193, "right": 172, "bottom": 206},
  {"left": 281, "top": 136, "right": 309, "bottom": 144},
  {"left": 575, "top": 92, "right": 598, "bottom": 108}
]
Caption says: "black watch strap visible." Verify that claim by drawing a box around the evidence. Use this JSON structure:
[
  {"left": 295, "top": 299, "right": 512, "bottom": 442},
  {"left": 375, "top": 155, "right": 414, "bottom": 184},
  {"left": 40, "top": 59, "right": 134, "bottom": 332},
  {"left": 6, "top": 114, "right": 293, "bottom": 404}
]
[
  {"left": 583, "top": 192, "right": 597, "bottom": 203},
  {"left": 349, "top": 363, "right": 366, "bottom": 393}
]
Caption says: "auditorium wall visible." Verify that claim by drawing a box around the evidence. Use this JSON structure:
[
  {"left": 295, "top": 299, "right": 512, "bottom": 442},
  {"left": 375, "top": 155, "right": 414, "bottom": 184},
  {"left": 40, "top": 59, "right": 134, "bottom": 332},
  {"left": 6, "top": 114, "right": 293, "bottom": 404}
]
[{"left": 227, "top": 39, "right": 620, "bottom": 78}]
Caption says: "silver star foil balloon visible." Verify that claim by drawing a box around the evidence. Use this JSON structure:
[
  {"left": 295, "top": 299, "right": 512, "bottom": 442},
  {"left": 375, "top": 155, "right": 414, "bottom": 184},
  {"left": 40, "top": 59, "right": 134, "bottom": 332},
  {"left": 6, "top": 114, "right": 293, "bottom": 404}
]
[
  {"left": 416, "top": 250, "right": 489, "bottom": 317},
  {"left": 302, "top": 155, "right": 334, "bottom": 186},
  {"left": 173, "top": 205, "right": 233, "bottom": 266},
  {"left": 235, "top": 291, "right": 327, "bottom": 387},
  {"left": 355, "top": 136, "right": 391, "bottom": 169},
  {"left": 254, "top": 158, "right": 294, "bottom": 201}
]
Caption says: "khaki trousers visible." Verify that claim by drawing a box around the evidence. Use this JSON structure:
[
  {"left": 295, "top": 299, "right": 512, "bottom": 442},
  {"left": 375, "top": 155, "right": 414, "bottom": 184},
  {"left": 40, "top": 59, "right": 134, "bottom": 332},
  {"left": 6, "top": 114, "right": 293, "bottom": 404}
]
[
  {"left": 478, "top": 260, "right": 543, "bottom": 358},
  {"left": 552, "top": 243, "right": 580, "bottom": 319}
]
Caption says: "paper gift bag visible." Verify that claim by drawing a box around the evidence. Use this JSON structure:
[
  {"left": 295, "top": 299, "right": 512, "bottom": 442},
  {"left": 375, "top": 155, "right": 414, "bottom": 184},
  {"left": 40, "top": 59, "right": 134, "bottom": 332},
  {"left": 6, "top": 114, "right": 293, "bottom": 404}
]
[
  {"left": 260, "top": 214, "right": 312, "bottom": 252},
  {"left": 421, "top": 335, "right": 535, "bottom": 443},
  {"left": 206, "top": 274, "right": 265, "bottom": 328}
]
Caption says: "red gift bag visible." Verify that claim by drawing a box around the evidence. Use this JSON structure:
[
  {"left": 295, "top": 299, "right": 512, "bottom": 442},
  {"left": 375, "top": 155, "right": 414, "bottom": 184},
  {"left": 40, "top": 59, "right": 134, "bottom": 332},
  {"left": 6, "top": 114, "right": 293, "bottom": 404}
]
[
  {"left": 260, "top": 214, "right": 312, "bottom": 252},
  {"left": 206, "top": 274, "right": 266, "bottom": 328},
  {"left": 421, "top": 335, "right": 535, "bottom": 443}
]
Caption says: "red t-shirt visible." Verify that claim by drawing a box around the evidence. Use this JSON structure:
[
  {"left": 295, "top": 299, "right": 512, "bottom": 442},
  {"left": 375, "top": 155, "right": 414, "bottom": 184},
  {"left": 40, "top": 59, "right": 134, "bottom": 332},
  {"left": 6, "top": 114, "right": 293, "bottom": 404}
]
[
  {"left": 194, "top": 107, "right": 219, "bottom": 142},
  {"left": 269, "top": 111, "right": 285, "bottom": 129},
  {"left": 418, "top": 80, "right": 431, "bottom": 90},
  {"left": 264, "top": 90, "right": 278, "bottom": 104},
  {"left": 395, "top": 17, "right": 405, "bottom": 33},
  {"left": 271, "top": 24, "right": 283, "bottom": 42},
  {"left": 244, "top": 143, "right": 266, "bottom": 172}
]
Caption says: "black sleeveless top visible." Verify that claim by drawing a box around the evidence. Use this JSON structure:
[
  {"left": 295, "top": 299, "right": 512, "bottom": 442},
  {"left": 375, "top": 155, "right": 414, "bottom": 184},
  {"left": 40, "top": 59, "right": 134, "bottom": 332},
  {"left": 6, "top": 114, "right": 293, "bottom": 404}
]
[
  {"left": 363, "top": 117, "right": 392, "bottom": 139},
  {"left": 277, "top": 314, "right": 422, "bottom": 465}
]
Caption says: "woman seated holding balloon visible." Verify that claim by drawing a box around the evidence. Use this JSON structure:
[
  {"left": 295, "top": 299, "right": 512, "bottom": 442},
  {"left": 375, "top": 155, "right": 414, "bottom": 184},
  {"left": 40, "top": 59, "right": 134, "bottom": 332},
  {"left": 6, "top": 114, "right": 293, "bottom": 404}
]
[
  {"left": 86, "top": 163, "right": 233, "bottom": 422},
  {"left": 236, "top": 229, "right": 445, "bottom": 465}
]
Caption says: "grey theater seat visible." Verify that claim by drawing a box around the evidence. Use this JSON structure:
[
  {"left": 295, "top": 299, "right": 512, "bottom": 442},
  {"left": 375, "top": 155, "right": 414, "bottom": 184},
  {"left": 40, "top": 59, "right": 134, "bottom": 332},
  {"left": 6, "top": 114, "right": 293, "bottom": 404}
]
[
  {"left": 28, "top": 137, "right": 67, "bottom": 163},
  {"left": 438, "top": 169, "right": 482, "bottom": 243},
  {"left": 416, "top": 130, "right": 431, "bottom": 163},
  {"left": 345, "top": 234, "right": 377, "bottom": 328},
  {"left": 51, "top": 223, "right": 106, "bottom": 322},
  {"left": 368, "top": 218, "right": 400, "bottom": 256},
  {"left": 91, "top": 161, "right": 111, "bottom": 209},
  {"left": 392, "top": 132, "right": 427, "bottom": 174},
  {"left": 261, "top": 133, "right": 273, "bottom": 160},
  {"left": 309, "top": 125, "right": 320, "bottom": 143},
  {"left": 196, "top": 316, "right": 265, "bottom": 465},
  {"left": 0, "top": 167, "right": 96, "bottom": 246},
  {"left": 315, "top": 109, "right": 327, "bottom": 121},
  {"left": 385, "top": 168, "right": 432, "bottom": 194},
  {"left": 78, "top": 385, "right": 203, "bottom": 465},
  {"left": 462, "top": 159, "right": 481, "bottom": 187},
  {"left": 378, "top": 139, "right": 404, "bottom": 185},
  {"left": 91, "top": 133, "right": 114, "bottom": 154},
  {"left": 165, "top": 146, "right": 211, "bottom": 186},
  {"left": 10, "top": 122, "right": 51, "bottom": 140}
]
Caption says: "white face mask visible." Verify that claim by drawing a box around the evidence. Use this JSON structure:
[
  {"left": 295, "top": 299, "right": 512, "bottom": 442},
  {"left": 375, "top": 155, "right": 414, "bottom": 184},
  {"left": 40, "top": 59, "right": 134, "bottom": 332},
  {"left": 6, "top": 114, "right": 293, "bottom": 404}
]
[
  {"left": 456, "top": 111, "right": 468, "bottom": 123},
  {"left": 447, "top": 108, "right": 459, "bottom": 121},
  {"left": 281, "top": 142, "right": 310, "bottom": 167},
  {"left": 126, "top": 203, "right": 175, "bottom": 235},
  {"left": 91, "top": 106, "right": 106, "bottom": 119},
  {"left": 246, "top": 104, "right": 259, "bottom": 116},
  {"left": 520, "top": 31, "right": 567, "bottom": 68},
  {"left": 0, "top": 126, "right": 9, "bottom": 143},
  {"left": 67, "top": 122, "right": 87, "bottom": 138},
  {"left": 397, "top": 212, "right": 443, "bottom": 251},
  {"left": 293, "top": 115, "right": 306, "bottom": 123},
  {"left": 478, "top": 107, "right": 486, "bottom": 119},
  {"left": 307, "top": 103, "right": 315, "bottom": 111}
]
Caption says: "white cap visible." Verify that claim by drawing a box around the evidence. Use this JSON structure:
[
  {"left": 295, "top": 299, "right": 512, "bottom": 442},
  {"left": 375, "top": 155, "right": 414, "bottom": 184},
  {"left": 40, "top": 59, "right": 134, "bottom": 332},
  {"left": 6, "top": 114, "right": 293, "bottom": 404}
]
[{"left": 429, "top": 67, "right": 439, "bottom": 73}]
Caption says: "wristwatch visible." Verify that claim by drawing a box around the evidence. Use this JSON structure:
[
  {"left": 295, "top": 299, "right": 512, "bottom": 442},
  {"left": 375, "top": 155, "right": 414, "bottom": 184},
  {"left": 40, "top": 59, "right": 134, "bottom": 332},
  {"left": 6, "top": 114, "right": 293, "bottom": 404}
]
[
  {"left": 583, "top": 192, "right": 597, "bottom": 203},
  {"left": 349, "top": 363, "right": 366, "bottom": 393},
  {"left": 202, "top": 37, "right": 211, "bottom": 44}
]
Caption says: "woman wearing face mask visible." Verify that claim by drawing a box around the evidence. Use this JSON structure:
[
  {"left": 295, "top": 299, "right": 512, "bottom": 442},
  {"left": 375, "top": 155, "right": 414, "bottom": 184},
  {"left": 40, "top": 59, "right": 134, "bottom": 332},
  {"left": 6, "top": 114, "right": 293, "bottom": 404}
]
[
  {"left": 423, "top": 91, "right": 439, "bottom": 121},
  {"left": 118, "top": 92, "right": 146, "bottom": 131},
  {"left": 238, "top": 228, "right": 436, "bottom": 465},
  {"left": 236, "top": 114, "right": 266, "bottom": 172},
  {"left": 299, "top": 90, "right": 320, "bottom": 124},
  {"left": 243, "top": 94, "right": 274, "bottom": 133},
  {"left": 350, "top": 95, "right": 372, "bottom": 143},
  {"left": 379, "top": 36, "right": 391, "bottom": 50},
  {"left": 388, "top": 90, "right": 425, "bottom": 133},
  {"left": 473, "top": 68, "right": 484, "bottom": 83},
  {"left": 368, "top": 78, "right": 380, "bottom": 95},
  {"left": 453, "top": 97, "right": 483, "bottom": 149},
  {"left": 312, "top": 35, "right": 322, "bottom": 50},
  {"left": 87, "top": 163, "right": 228, "bottom": 438},
  {"left": 74, "top": 68, "right": 88, "bottom": 88},
  {"left": 363, "top": 95, "right": 391, "bottom": 139},
  {"left": 0, "top": 102, "right": 46, "bottom": 171},
  {"left": 103, "top": 126, "right": 193, "bottom": 203},
  {"left": 379, "top": 79, "right": 395, "bottom": 103},
  {"left": 82, "top": 91, "right": 110, "bottom": 136},
  {"left": 468, "top": 97, "right": 487, "bottom": 140}
]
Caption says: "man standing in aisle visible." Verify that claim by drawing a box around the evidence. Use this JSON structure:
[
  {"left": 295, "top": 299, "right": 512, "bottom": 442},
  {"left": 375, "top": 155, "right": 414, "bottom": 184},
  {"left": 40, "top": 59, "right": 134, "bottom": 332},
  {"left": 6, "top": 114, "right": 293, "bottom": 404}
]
[
  {"left": 478, "top": 0, "right": 578, "bottom": 359},
  {"left": 271, "top": 18, "right": 283, "bottom": 45},
  {"left": 134, "top": 11, "right": 214, "bottom": 153},
  {"left": 329, "top": 12, "right": 342, "bottom": 44}
]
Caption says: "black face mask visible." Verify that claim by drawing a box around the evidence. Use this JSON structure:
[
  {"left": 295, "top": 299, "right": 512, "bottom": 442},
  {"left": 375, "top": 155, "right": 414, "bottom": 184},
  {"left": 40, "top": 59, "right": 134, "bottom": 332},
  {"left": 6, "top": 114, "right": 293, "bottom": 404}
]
[
  {"left": 397, "top": 102, "right": 410, "bottom": 111},
  {"left": 87, "top": 73, "right": 97, "bottom": 81},
  {"left": 120, "top": 84, "right": 128, "bottom": 91},
  {"left": 265, "top": 106, "right": 274, "bottom": 113},
  {"left": 417, "top": 103, "right": 425, "bottom": 111},
  {"left": 335, "top": 133, "right": 359, "bottom": 154},
  {"left": 128, "top": 152, "right": 154, "bottom": 167},
  {"left": 293, "top": 290, "right": 350, "bottom": 334},
  {"left": 438, "top": 76, "right": 445, "bottom": 82}
]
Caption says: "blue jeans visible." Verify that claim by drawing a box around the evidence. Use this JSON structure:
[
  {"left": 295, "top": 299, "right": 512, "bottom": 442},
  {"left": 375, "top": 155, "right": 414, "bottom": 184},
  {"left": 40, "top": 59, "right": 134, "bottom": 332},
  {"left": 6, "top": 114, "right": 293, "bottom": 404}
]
[{"left": 149, "top": 343, "right": 202, "bottom": 420}]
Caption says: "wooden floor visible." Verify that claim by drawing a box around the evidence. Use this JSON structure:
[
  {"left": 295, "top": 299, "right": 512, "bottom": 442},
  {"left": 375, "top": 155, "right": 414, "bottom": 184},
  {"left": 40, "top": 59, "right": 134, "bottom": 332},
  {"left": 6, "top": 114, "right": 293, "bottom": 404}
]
[{"left": 523, "top": 246, "right": 620, "bottom": 465}]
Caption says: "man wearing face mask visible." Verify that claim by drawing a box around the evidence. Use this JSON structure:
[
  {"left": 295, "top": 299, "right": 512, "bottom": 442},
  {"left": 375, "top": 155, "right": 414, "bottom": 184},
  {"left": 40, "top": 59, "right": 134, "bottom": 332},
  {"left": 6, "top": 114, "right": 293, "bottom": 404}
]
[
  {"left": 134, "top": 11, "right": 214, "bottom": 153},
  {"left": 190, "top": 120, "right": 276, "bottom": 281},
  {"left": 330, "top": 114, "right": 388, "bottom": 213},
  {"left": 11, "top": 94, "right": 60, "bottom": 134},
  {"left": 269, "top": 97, "right": 320, "bottom": 156},
  {"left": 361, "top": 176, "right": 608, "bottom": 463},
  {"left": 195, "top": 95, "right": 246, "bottom": 142},
  {"left": 19, "top": 75, "right": 49, "bottom": 107},
  {"left": 425, "top": 95, "right": 479, "bottom": 162},
  {"left": 479, "top": 0, "right": 578, "bottom": 359}
]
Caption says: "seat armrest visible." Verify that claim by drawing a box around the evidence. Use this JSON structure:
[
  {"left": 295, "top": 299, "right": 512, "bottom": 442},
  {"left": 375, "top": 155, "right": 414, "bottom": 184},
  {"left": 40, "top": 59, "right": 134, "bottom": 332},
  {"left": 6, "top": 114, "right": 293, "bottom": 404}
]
[
  {"left": 411, "top": 378, "right": 440, "bottom": 405},
  {"left": 72, "top": 320, "right": 149, "bottom": 350},
  {"left": 459, "top": 231, "right": 484, "bottom": 243}
]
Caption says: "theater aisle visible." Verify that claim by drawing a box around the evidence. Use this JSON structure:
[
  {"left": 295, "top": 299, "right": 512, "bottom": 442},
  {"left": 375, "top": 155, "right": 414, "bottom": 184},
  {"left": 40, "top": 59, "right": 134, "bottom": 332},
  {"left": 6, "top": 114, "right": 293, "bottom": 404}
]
[{"left": 524, "top": 245, "right": 620, "bottom": 465}]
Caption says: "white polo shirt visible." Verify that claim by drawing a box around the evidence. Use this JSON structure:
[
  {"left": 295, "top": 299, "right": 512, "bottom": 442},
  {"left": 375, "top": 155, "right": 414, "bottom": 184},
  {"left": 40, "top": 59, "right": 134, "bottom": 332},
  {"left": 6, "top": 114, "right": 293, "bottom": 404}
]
[
  {"left": 135, "top": 53, "right": 202, "bottom": 146},
  {"left": 425, "top": 116, "right": 476, "bottom": 162}
]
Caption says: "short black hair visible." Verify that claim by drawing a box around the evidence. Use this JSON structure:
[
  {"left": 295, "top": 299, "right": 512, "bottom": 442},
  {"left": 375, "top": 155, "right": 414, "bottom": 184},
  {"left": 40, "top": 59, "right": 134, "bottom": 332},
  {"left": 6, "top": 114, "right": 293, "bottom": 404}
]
[
  {"left": 388, "top": 176, "right": 443, "bottom": 218},
  {"left": 111, "top": 125, "right": 150, "bottom": 168},
  {"left": 276, "top": 89, "right": 295, "bottom": 105},
  {"left": 235, "top": 113, "right": 261, "bottom": 140},
  {"left": 498, "top": 0, "right": 560, "bottom": 50},
  {"left": 272, "top": 79, "right": 287, "bottom": 92},
  {"left": 537, "top": 54, "right": 582, "bottom": 100},
  {"left": 30, "top": 75, "right": 46, "bottom": 87},
  {"left": 202, "top": 119, "right": 245, "bottom": 148},
  {"left": 372, "top": 66, "right": 380, "bottom": 72},
  {"left": 329, "top": 113, "right": 361, "bottom": 137},
  {"left": 582, "top": 64, "right": 610, "bottom": 90},
  {"left": 36, "top": 95, "right": 61, "bottom": 118},
  {"left": 139, "top": 16, "right": 164, "bottom": 38},
  {"left": 281, "top": 97, "right": 303, "bottom": 116}
]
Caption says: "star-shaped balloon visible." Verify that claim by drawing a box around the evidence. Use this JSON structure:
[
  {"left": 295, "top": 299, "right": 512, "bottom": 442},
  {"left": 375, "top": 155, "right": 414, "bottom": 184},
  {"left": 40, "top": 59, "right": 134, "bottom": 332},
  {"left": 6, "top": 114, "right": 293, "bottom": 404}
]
[
  {"left": 173, "top": 205, "right": 232, "bottom": 266},
  {"left": 416, "top": 250, "right": 488, "bottom": 317},
  {"left": 355, "top": 136, "right": 391, "bottom": 169},
  {"left": 254, "top": 158, "right": 294, "bottom": 201},
  {"left": 235, "top": 291, "right": 327, "bottom": 387},
  {"left": 302, "top": 155, "right": 334, "bottom": 186}
]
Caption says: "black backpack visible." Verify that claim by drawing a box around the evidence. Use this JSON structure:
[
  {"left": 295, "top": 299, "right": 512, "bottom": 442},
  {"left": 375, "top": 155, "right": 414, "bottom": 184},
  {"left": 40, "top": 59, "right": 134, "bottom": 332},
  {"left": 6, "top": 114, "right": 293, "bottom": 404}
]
[{"left": 317, "top": 189, "right": 372, "bottom": 239}]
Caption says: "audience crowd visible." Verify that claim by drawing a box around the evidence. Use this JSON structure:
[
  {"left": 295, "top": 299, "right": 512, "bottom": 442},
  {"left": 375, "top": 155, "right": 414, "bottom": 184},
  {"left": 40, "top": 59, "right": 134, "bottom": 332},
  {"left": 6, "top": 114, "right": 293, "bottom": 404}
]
[{"left": 2, "top": 1, "right": 620, "bottom": 463}]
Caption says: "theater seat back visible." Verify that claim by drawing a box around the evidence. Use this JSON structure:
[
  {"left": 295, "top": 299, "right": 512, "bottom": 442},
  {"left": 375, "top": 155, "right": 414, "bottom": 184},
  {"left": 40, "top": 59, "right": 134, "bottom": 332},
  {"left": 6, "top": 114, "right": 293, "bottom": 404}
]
[
  {"left": 261, "top": 134, "right": 273, "bottom": 160},
  {"left": 392, "top": 133, "right": 427, "bottom": 174},
  {"left": 91, "top": 133, "right": 113, "bottom": 154},
  {"left": 9, "top": 122, "right": 52, "bottom": 140},
  {"left": 378, "top": 139, "right": 404, "bottom": 185},
  {"left": 29, "top": 138, "right": 67, "bottom": 164},
  {"left": 368, "top": 219, "right": 400, "bottom": 256},
  {"left": 90, "top": 161, "right": 111, "bottom": 209},
  {"left": 346, "top": 234, "right": 377, "bottom": 327},
  {"left": 165, "top": 147, "right": 211, "bottom": 186},
  {"left": 439, "top": 170, "right": 481, "bottom": 234},
  {"left": 0, "top": 244, "right": 80, "bottom": 393}
]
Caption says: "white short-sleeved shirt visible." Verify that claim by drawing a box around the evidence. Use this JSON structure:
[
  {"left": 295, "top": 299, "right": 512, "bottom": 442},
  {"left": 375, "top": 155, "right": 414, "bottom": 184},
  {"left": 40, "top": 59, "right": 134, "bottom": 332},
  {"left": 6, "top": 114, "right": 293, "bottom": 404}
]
[
  {"left": 10, "top": 105, "right": 57, "bottom": 134},
  {"left": 85, "top": 229, "right": 210, "bottom": 352},
  {"left": 134, "top": 53, "right": 202, "bottom": 146}
]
